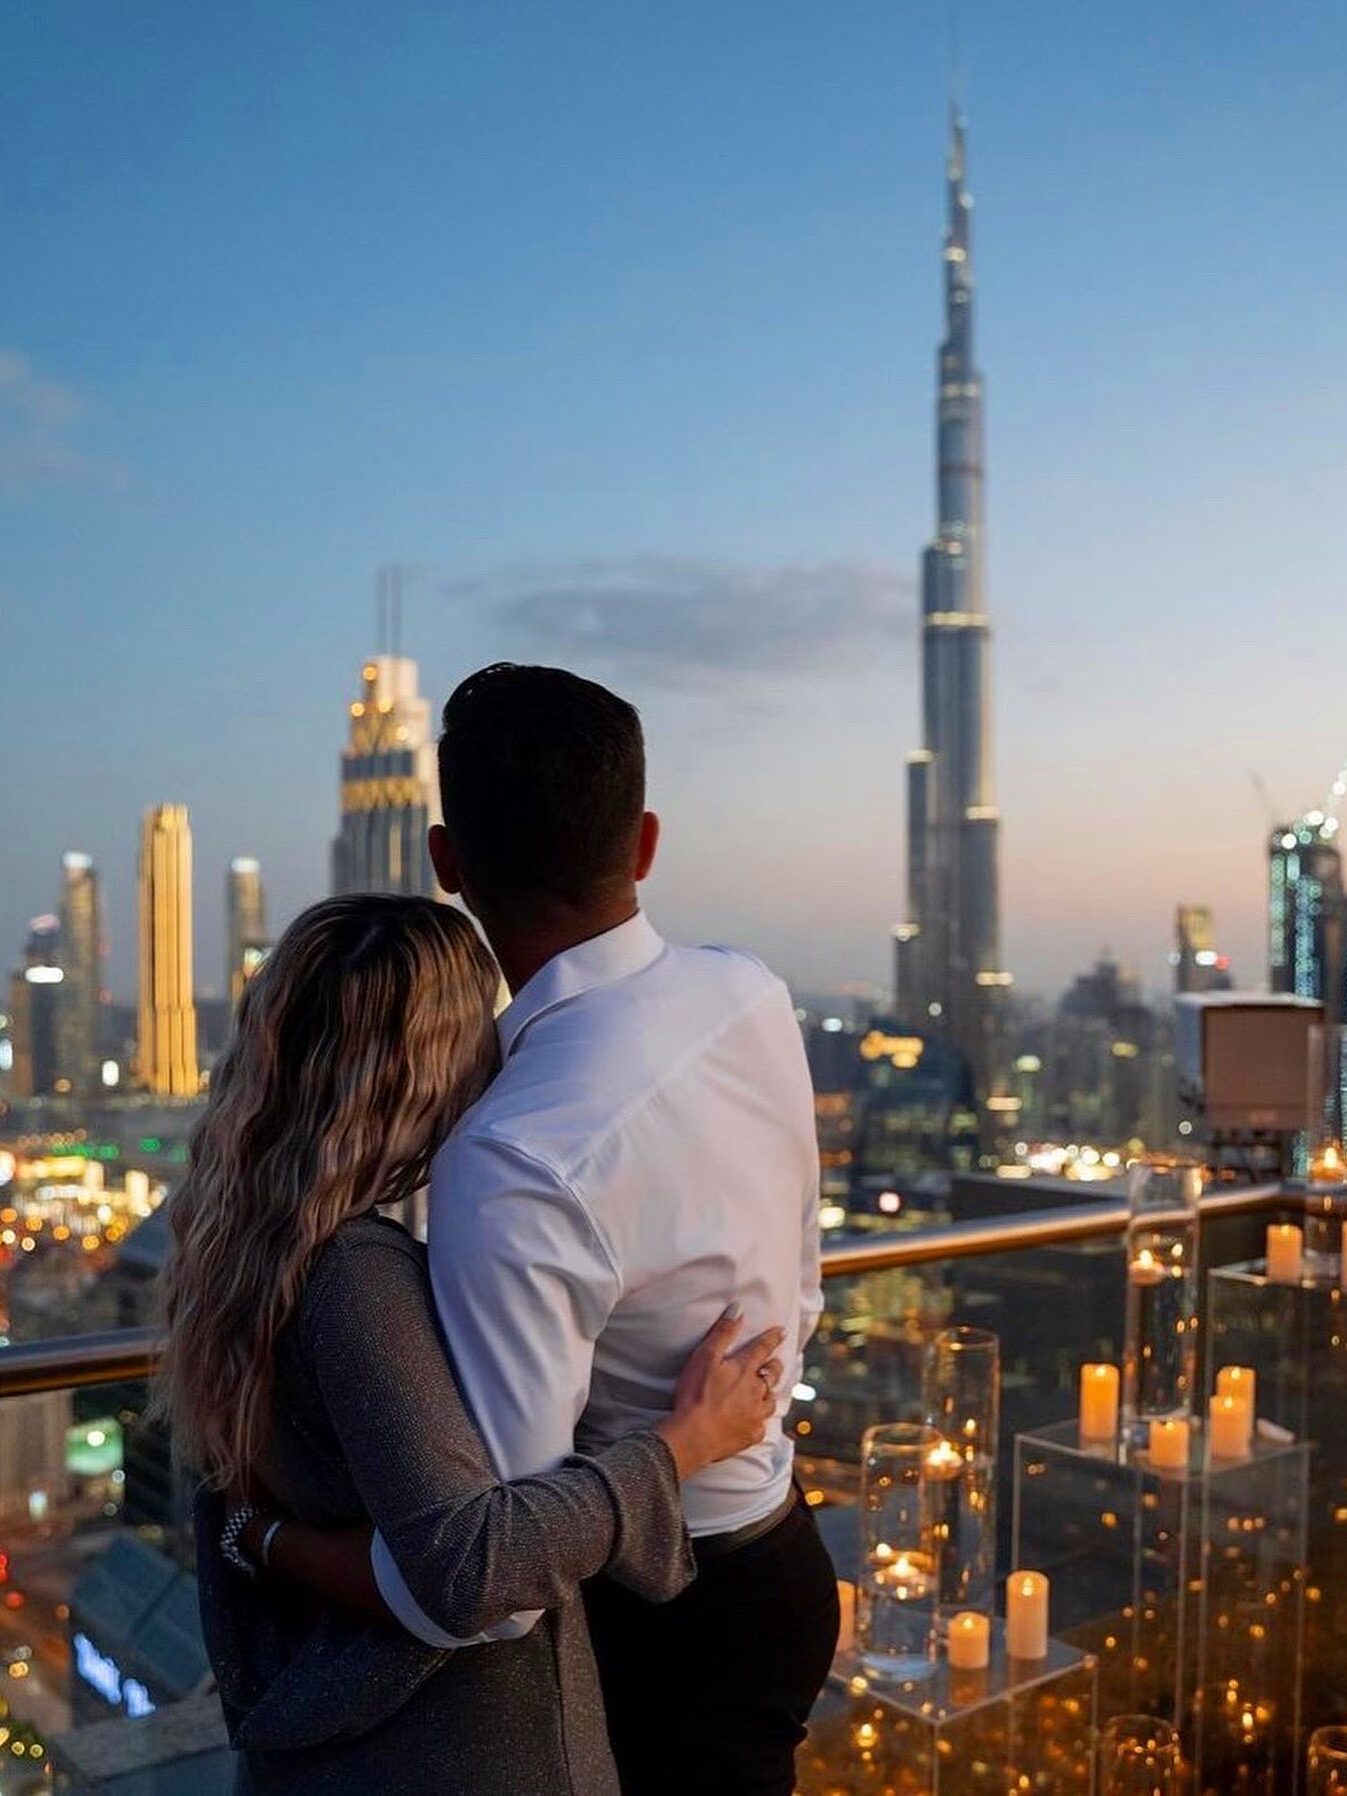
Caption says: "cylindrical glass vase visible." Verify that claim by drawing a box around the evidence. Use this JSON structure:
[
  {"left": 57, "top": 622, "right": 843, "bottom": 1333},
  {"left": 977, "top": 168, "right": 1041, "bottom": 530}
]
[
  {"left": 1098, "top": 1716, "right": 1181, "bottom": 1795},
  {"left": 1304, "top": 1024, "right": 1347, "bottom": 1282},
  {"left": 923, "top": 1325, "right": 999, "bottom": 1626},
  {"left": 857, "top": 1421, "right": 942, "bottom": 1684},
  {"left": 1121, "top": 1157, "right": 1200, "bottom": 1449},
  {"left": 1309, "top": 1727, "right": 1347, "bottom": 1795}
]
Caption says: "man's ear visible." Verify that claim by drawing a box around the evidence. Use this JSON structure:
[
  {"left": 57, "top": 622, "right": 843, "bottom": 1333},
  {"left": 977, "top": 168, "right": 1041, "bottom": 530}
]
[
  {"left": 634, "top": 811, "right": 660, "bottom": 883},
  {"left": 428, "top": 823, "right": 463, "bottom": 897}
]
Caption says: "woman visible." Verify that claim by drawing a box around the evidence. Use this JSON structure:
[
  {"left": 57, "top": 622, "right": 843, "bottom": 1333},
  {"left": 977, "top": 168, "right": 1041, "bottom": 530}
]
[{"left": 157, "top": 894, "right": 784, "bottom": 1795}]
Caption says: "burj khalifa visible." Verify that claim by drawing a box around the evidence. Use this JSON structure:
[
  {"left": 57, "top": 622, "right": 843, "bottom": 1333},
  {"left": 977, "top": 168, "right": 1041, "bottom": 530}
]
[{"left": 893, "top": 111, "right": 1010, "bottom": 1102}]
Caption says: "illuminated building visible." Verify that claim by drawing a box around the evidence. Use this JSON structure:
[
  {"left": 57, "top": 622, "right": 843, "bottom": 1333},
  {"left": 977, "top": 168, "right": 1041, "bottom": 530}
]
[
  {"left": 1173, "top": 904, "right": 1232, "bottom": 996},
  {"left": 331, "top": 655, "right": 439, "bottom": 898},
  {"left": 1269, "top": 814, "right": 1345, "bottom": 1027},
  {"left": 0, "top": 1388, "right": 70, "bottom": 1524},
  {"left": 137, "top": 805, "right": 200, "bottom": 1096},
  {"left": 894, "top": 110, "right": 1010, "bottom": 1109},
  {"left": 850, "top": 1021, "right": 979, "bottom": 1187},
  {"left": 1046, "top": 953, "right": 1166, "bottom": 1148},
  {"left": 59, "top": 851, "right": 105, "bottom": 1093},
  {"left": 225, "top": 856, "right": 268, "bottom": 1008},
  {"left": 8, "top": 915, "right": 66, "bottom": 1098}
]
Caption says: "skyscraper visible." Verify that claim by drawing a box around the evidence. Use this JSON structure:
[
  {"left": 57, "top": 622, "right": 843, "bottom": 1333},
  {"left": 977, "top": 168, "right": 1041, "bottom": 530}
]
[
  {"left": 1174, "top": 904, "right": 1232, "bottom": 997},
  {"left": 8, "top": 915, "right": 66, "bottom": 1098},
  {"left": 137, "top": 805, "right": 200, "bottom": 1096},
  {"left": 1269, "top": 813, "right": 1345, "bottom": 1025},
  {"left": 331, "top": 656, "right": 440, "bottom": 899},
  {"left": 225, "top": 857, "right": 267, "bottom": 1008},
  {"left": 58, "top": 851, "right": 105, "bottom": 1093},
  {"left": 894, "top": 111, "right": 1010, "bottom": 1101}
]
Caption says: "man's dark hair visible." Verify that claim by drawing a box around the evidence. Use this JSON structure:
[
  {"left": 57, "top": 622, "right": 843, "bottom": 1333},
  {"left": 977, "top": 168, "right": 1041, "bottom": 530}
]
[{"left": 438, "top": 664, "right": 646, "bottom": 918}]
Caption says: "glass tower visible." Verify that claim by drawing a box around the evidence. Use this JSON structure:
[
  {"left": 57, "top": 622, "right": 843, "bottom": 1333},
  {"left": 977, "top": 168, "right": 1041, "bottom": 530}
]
[
  {"left": 225, "top": 856, "right": 267, "bottom": 1009},
  {"left": 1269, "top": 813, "right": 1345, "bottom": 1025},
  {"left": 894, "top": 112, "right": 1010, "bottom": 1104},
  {"left": 58, "top": 851, "right": 105, "bottom": 1093},
  {"left": 137, "top": 804, "right": 200, "bottom": 1096},
  {"left": 331, "top": 655, "right": 440, "bottom": 900}
]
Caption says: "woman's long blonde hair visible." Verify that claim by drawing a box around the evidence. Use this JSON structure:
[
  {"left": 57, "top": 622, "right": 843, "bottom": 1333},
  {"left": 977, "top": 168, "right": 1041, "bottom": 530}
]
[{"left": 156, "top": 894, "right": 499, "bottom": 1492}]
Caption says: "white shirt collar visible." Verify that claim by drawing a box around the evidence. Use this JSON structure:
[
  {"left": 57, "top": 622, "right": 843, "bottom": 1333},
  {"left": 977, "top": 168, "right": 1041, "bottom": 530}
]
[{"left": 496, "top": 910, "right": 666, "bottom": 1058}]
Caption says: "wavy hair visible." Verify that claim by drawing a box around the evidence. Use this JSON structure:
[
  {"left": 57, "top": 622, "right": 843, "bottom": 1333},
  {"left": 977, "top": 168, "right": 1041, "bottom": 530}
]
[{"left": 156, "top": 894, "right": 499, "bottom": 1491}]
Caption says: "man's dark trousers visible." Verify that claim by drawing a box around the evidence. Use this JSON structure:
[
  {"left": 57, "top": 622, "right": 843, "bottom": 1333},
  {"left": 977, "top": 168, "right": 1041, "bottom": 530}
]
[{"left": 584, "top": 1491, "right": 841, "bottom": 1796}]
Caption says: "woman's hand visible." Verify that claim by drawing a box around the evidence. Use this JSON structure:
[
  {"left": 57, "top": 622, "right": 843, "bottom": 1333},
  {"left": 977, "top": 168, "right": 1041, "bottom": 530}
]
[{"left": 656, "top": 1308, "right": 787, "bottom": 1481}]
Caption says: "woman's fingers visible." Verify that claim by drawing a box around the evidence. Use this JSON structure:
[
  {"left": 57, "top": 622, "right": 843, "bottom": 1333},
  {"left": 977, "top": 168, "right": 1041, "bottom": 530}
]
[
  {"left": 701, "top": 1305, "right": 746, "bottom": 1355},
  {"left": 737, "top": 1324, "right": 787, "bottom": 1369}
]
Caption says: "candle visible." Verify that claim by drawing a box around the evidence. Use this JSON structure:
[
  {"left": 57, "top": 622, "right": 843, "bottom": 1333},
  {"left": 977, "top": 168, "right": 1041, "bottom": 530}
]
[
  {"left": 1209, "top": 1393, "right": 1253, "bottom": 1459},
  {"left": 1079, "top": 1363, "right": 1120, "bottom": 1440},
  {"left": 870, "top": 1548, "right": 934, "bottom": 1599},
  {"left": 1310, "top": 1141, "right": 1347, "bottom": 1186},
  {"left": 1147, "top": 1416, "right": 1191, "bottom": 1470},
  {"left": 924, "top": 1438, "right": 965, "bottom": 1481},
  {"left": 836, "top": 1579, "right": 856, "bottom": 1654},
  {"left": 1266, "top": 1223, "right": 1304, "bottom": 1284},
  {"left": 947, "top": 1610, "right": 991, "bottom": 1670},
  {"left": 1215, "top": 1365, "right": 1257, "bottom": 1418},
  {"left": 1129, "top": 1247, "right": 1165, "bottom": 1286},
  {"left": 1005, "top": 1570, "right": 1049, "bottom": 1660}
]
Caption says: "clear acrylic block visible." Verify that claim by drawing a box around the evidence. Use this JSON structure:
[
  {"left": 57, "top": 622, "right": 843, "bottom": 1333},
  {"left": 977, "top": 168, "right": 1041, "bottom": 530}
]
[{"left": 796, "top": 1624, "right": 1097, "bottom": 1796}]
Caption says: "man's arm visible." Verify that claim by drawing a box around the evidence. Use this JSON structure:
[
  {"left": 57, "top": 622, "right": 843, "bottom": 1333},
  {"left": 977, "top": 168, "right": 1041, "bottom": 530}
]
[
  {"left": 428, "top": 1132, "right": 622, "bottom": 1474},
  {"left": 371, "top": 1131, "right": 623, "bottom": 1643}
]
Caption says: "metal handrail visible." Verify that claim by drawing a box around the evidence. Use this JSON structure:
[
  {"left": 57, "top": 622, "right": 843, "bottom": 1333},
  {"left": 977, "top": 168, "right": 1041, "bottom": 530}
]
[{"left": 0, "top": 1181, "right": 1296, "bottom": 1399}]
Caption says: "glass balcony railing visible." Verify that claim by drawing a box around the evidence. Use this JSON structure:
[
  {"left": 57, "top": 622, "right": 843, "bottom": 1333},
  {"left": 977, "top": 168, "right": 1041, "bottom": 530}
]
[{"left": 0, "top": 1180, "right": 1333, "bottom": 1793}]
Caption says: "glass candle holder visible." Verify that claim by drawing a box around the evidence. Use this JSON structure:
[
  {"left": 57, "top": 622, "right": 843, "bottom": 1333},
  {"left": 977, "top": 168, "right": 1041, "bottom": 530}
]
[
  {"left": 857, "top": 1421, "right": 942, "bottom": 1685},
  {"left": 1309, "top": 1727, "right": 1347, "bottom": 1795},
  {"left": 1099, "top": 1715, "right": 1181, "bottom": 1795},
  {"left": 923, "top": 1325, "right": 999, "bottom": 1625},
  {"left": 1121, "top": 1158, "right": 1199, "bottom": 1448}
]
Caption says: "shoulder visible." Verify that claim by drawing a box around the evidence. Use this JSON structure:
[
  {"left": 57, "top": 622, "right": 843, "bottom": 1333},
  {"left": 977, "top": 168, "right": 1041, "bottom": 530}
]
[{"left": 303, "top": 1214, "right": 431, "bottom": 1318}]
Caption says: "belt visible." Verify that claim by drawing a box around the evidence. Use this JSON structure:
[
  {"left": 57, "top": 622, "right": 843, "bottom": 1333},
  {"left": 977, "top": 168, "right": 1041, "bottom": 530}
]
[{"left": 692, "top": 1488, "right": 799, "bottom": 1564}]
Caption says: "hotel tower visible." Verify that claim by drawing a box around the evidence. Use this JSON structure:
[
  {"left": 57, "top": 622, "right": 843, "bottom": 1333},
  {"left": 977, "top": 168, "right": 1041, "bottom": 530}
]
[
  {"left": 137, "top": 804, "right": 200, "bottom": 1096},
  {"left": 894, "top": 112, "right": 1010, "bottom": 1102},
  {"left": 331, "top": 655, "right": 440, "bottom": 899}
]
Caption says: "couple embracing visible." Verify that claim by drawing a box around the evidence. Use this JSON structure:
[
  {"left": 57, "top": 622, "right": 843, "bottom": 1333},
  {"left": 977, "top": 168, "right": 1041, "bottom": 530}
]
[{"left": 159, "top": 663, "right": 840, "bottom": 1795}]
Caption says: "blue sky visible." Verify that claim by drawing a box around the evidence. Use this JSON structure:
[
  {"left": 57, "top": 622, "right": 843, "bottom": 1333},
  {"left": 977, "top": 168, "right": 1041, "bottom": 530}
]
[{"left": 3, "top": 0, "right": 1345, "bottom": 1000}]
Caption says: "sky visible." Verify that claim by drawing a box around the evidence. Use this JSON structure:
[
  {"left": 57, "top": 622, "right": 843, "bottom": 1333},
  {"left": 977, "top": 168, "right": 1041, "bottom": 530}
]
[{"left": 2, "top": 0, "right": 1345, "bottom": 1003}]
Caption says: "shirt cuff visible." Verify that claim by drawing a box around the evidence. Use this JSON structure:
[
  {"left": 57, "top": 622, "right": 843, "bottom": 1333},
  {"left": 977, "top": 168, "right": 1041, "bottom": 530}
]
[{"left": 370, "top": 1530, "right": 542, "bottom": 1648}]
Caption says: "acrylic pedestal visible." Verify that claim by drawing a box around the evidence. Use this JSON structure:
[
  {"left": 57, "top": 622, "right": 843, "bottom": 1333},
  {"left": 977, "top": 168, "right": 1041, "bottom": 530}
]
[
  {"left": 795, "top": 1624, "right": 1098, "bottom": 1796},
  {"left": 1012, "top": 1418, "right": 1308, "bottom": 1794},
  {"left": 1209, "top": 1262, "right": 1347, "bottom": 1771}
]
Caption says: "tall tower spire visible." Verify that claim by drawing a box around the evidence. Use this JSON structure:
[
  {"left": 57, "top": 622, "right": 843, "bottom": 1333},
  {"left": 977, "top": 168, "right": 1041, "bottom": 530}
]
[{"left": 894, "top": 107, "right": 1010, "bottom": 1115}]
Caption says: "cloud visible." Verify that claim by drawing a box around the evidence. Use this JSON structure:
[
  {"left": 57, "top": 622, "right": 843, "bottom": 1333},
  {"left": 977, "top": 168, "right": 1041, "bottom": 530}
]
[
  {"left": 0, "top": 350, "right": 124, "bottom": 492},
  {"left": 445, "top": 556, "right": 915, "bottom": 684}
]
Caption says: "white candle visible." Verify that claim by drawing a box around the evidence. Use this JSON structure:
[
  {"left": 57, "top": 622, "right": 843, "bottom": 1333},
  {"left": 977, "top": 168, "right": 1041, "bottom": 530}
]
[
  {"left": 1079, "top": 1363, "right": 1120, "bottom": 1440},
  {"left": 947, "top": 1610, "right": 990, "bottom": 1671},
  {"left": 1005, "top": 1570, "right": 1049, "bottom": 1660},
  {"left": 1266, "top": 1223, "right": 1304, "bottom": 1284},
  {"left": 1209, "top": 1393, "right": 1253, "bottom": 1459},
  {"left": 1129, "top": 1247, "right": 1166, "bottom": 1286},
  {"left": 1215, "top": 1365, "right": 1257, "bottom": 1417},
  {"left": 1147, "top": 1416, "right": 1191, "bottom": 1470},
  {"left": 924, "top": 1438, "right": 965, "bottom": 1482}
]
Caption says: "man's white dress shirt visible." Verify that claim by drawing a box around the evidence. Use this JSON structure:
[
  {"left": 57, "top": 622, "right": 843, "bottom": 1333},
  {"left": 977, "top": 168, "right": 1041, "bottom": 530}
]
[{"left": 373, "top": 910, "right": 821, "bottom": 1644}]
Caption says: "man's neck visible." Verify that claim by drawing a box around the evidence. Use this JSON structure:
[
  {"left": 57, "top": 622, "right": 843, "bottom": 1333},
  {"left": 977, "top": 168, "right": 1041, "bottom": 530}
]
[{"left": 485, "top": 891, "right": 642, "bottom": 995}]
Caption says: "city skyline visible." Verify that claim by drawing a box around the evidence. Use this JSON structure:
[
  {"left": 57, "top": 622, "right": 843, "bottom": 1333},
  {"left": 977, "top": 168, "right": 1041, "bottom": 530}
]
[{"left": 3, "top": 3, "right": 1346, "bottom": 998}]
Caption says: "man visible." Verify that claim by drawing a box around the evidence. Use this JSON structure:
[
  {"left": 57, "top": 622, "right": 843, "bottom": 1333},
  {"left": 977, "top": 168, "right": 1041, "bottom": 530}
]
[{"left": 376, "top": 662, "right": 838, "bottom": 1794}]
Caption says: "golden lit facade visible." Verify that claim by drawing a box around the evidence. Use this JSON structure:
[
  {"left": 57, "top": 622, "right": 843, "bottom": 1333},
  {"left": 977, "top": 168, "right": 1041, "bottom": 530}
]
[
  {"left": 137, "top": 804, "right": 200, "bottom": 1096},
  {"left": 331, "top": 655, "right": 440, "bottom": 898}
]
